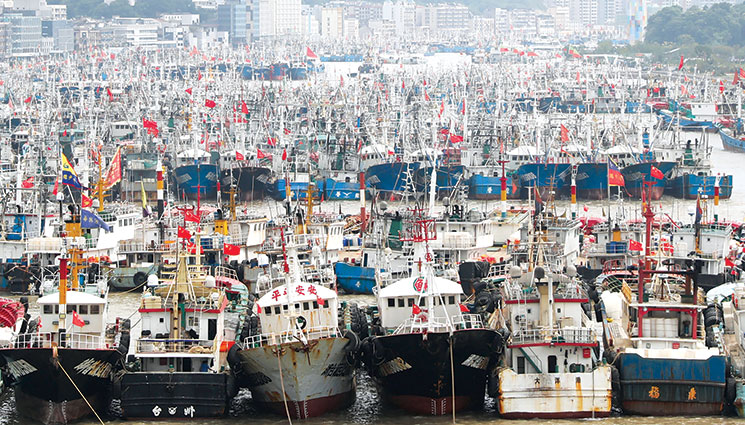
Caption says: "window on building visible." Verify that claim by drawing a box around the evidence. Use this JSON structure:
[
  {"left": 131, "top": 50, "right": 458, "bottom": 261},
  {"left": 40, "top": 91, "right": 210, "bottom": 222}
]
[{"left": 388, "top": 299, "right": 395, "bottom": 307}]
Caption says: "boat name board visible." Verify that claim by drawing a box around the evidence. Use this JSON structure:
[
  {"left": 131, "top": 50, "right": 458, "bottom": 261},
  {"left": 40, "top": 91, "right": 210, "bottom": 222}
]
[
  {"left": 379, "top": 356, "right": 412, "bottom": 377},
  {"left": 74, "top": 358, "right": 113, "bottom": 378},
  {"left": 6, "top": 359, "right": 36, "bottom": 379},
  {"left": 461, "top": 354, "right": 489, "bottom": 370},
  {"left": 321, "top": 362, "right": 352, "bottom": 377},
  {"left": 152, "top": 405, "right": 196, "bottom": 417}
]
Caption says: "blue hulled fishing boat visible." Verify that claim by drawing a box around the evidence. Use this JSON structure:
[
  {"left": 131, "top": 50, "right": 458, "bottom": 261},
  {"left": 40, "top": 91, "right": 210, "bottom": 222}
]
[{"left": 174, "top": 149, "right": 219, "bottom": 201}]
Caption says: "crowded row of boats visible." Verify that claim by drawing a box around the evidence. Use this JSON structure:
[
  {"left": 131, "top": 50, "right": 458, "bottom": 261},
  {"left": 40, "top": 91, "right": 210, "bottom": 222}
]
[{"left": 0, "top": 43, "right": 743, "bottom": 423}]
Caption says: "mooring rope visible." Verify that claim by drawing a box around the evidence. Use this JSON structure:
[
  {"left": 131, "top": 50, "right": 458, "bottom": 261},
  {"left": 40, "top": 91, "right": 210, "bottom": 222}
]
[
  {"left": 58, "top": 361, "right": 105, "bottom": 425},
  {"left": 276, "top": 347, "right": 293, "bottom": 425}
]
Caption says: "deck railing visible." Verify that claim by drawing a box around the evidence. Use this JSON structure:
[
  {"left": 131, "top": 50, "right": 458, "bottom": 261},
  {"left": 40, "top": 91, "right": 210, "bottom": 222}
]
[
  {"left": 510, "top": 327, "right": 595, "bottom": 345},
  {"left": 11, "top": 332, "right": 108, "bottom": 350},
  {"left": 242, "top": 326, "right": 339, "bottom": 349},
  {"left": 392, "top": 314, "right": 484, "bottom": 335},
  {"left": 136, "top": 338, "right": 215, "bottom": 354}
]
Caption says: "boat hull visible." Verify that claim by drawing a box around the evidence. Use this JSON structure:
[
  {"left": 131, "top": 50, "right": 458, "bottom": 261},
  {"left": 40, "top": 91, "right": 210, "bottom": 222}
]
[
  {"left": 735, "top": 380, "right": 745, "bottom": 417},
  {"left": 666, "top": 173, "right": 733, "bottom": 199},
  {"left": 365, "top": 162, "right": 420, "bottom": 195},
  {"left": 174, "top": 164, "right": 219, "bottom": 201},
  {"left": 617, "top": 352, "right": 726, "bottom": 416},
  {"left": 720, "top": 129, "right": 745, "bottom": 153},
  {"left": 366, "top": 329, "right": 500, "bottom": 415},
  {"left": 497, "top": 366, "right": 613, "bottom": 419},
  {"left": 119, "top": 372, "right": 232, "bottom": 419},
  {"left": 468, "top": 174, "right": 518, "bottom": 200},
  {"left": 334, "top": 262, "right": 375, "bottom": 294},
  {"left": 323, "top": 178, "right": 360, "bottom": 201},
  {"left": 515, "top": 163, "right": 571, "bottom": 200},
  {"left": 220, "top": 166, "right": 271, "bottom": 201},
  {"left": 621, "top": 161, "right": 676, "bottom": 200},
  {"left": 0, "top": 347, "right": 121, "bottom": 424},
  {"left": 575, "top": 162, "right": 609, "bottom": 200},
  {"left": 235, "top": 336, "right": 355, "bottom": 419}
]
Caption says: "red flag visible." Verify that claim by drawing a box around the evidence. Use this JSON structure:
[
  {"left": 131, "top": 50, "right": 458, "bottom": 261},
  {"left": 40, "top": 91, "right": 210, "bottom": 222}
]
[
  {"left": 424, "top": 89, "right": 430, "bottom": 101},
  {"left": 24, "top": 96, "right": 31, "bottom": 103},
  {"left": 184, "top": 210, "right": 200, "bottom": 223},
  {"left": 726, "top": 257, "right": 736, "bottom": 268},
  {"left": 21, "top": 177, "right": 34, "bottom": 188},
  {"left": 256, "top": 303, "right": 262, "bottom": 313},
  {"left": 450, "top": 134, "right": 463, "bottom": 143},
  {"left": 412, "top": 303, "right": 421, "bottom": 315},
  {"left": 678, "top": 55, "right": 684, "bottom": 71},
  {"left": 720, "top": 80, "right": 725, "bottom": 93},
  {"left": 257, "top": 149, "right": 270, "bottom": 159},
  {"left": 241, "top": 101, "right": 248, "bottom": 114},
  {"left": 740, "top": 68, "right": 745, "bottom": 79},
  {"left": 317, "top": 295, "right": 326, "bottom": 307},
  {"left": 267, "top": 137, "right": 276, "bottom": 146},
  {"left": 423, "top": 78, "right": 427, "bottom": 86},
  {"left": 205, "top": 99, "right": 216, "bottom": 108},
  {"left": 185, "top": 87, "right": 192, "bottom": 95},
  {"left": 178, "top": 226, "right": 192, "bottom": 239},
  {"left": 81, "top": 194, "right": 92, "bottom": 208},
  {"left": 52, "top": 177, "right": 59, "bottom": 195},
  {"left": 629, "top": 239, "right": 643, "bottom": 251},
  {"left": 103, "top": 147, "right": 122, "bottom": 189},
  {"left": 560, "top": 124, "right": 569, "bottom": 142},
  {"left": 459, "top": 304, "right": 469, "bottom": 313},
  {"left": 282, "top": 148, "right": 288, "bottom": 161},
  {"left": 72, "top": 310, "right": 85, "bottom": 327},
  {"left": 283, "top": 128, "right": 291, "bottom": 135},
  {"left": 197, "top": 70, "right": 202, "bottom": 81},
  {"left": 236, "top": 151, "right": 245, "bottom": 161},
  {"left": 650, "top": 166, "right": 664, "bottom": 179},
  {"left": 306, "top": 47, "right": 318, "bottom": 59},
  {"left": 106, "top": 87, "right": 113, "bottom": 101},
  {"left": 224, "top": 243, "right": 240, "bottom": 256},
  {"left": 340, "top": 75, "right": 344, "bottom": 87}
]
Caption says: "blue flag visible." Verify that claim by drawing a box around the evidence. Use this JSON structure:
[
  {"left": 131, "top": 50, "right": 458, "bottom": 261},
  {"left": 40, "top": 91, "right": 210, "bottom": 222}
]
[{"left": 81, "top": 209, "right": 110, "bottom": 231}]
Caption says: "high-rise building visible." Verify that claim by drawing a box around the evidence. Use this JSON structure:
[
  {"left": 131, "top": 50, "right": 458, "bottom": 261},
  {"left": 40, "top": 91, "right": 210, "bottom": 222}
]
[
  {"left": 251, "top": 0, "right": 301, "bottom": 38},
  {"left": 321, "top": 7, "right": 343, "bottom": 38},
  {"left": 217, "top": 0, "right": 247, "bottom": 45},
  {"left": 2, "top": 12, "right": 41, "bottom": 57}
]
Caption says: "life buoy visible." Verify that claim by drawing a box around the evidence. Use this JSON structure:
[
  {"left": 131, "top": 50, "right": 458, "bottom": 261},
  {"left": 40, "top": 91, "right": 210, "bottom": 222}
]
[{"left": 297, "top": 316, "right": 307, "bottom": 330}]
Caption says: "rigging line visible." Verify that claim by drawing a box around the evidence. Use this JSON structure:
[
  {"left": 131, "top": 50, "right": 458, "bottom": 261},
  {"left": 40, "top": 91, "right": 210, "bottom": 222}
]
[{"left": 58, "top": 359, "right": 105, "bottom": 425}]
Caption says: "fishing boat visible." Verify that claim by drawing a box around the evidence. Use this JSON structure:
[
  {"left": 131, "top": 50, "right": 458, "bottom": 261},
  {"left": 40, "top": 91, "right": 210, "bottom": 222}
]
[
  {"left": 219, "top": 150, "right": 271, "bottom": 202},
  {"left": 720, "top": 127, "right": 745, "bottom": 153},
  {"left": 0, "top": 247, "right": 128, "bottom": 424},
  {"left": 118, "top": 249, "right": 238, "bottom": 419},
  {"left": 362, "top": 212, "right": 504, "bottom": 415},
  {"left": 599, "top": 190, "right": 727, "bottom": 416},
  {"left": 231, "top": 233, "right": 356, "bottom": 419},
  {"left": 173, "top": 149, "right": 219, "bottom": 201},
  {"left": 496, "top": 264, "right": 612, "bottom": 418}
]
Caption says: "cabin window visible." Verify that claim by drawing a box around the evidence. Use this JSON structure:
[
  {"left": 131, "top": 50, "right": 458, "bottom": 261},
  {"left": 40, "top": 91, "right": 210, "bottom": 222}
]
[
  {"left": 43, "top": 305, "right": 53, "bottom": 314},
  {"left": 303, "top": 302, "right": 309, "bottom": 310},
  {"left": 67, "top": 305, "right": 77, "bottom": 313},
  {"left": 449, "top": 296, "right": 456, "bottom": 305},
  {"left": 160, "top": 358, "right": 168, "bottom": 366},
  {"left": 407, "top": 298, "right": 414, "bottom": 307},
  {"left": 159, "top": 318, "right": 164, "bottom": 323},
  {"left": 398, "top": 298, "right": 404, "bottom": 308},
  {"left": 295, "top": 303, "right": 300, "bottom": 311},
  {"left": 265, "top": 308, "right": 272, "bottom": 316},
  {"left": 313, "top": 301, "right": 319, "bottom": 309},
  {"left": 188, "top": 317, "right": 199, "bottom": 327},
  {"left": 517, "top": 356, "right": 526, "bottom": 374},
  {"left": 274, "top": 306, "right": 281, "bottom": 314},
  {"left": 79, "top": 305, "right": 88, "bottom": 314},
  {"left": 283, "top": 304, "right": 288, "bottom": 311},
  {"left": 388, "top": 299, "right": 395, "bottom": 307},
  {"left": 548, "top": 355, "right": 558, "bottom": 373}
]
